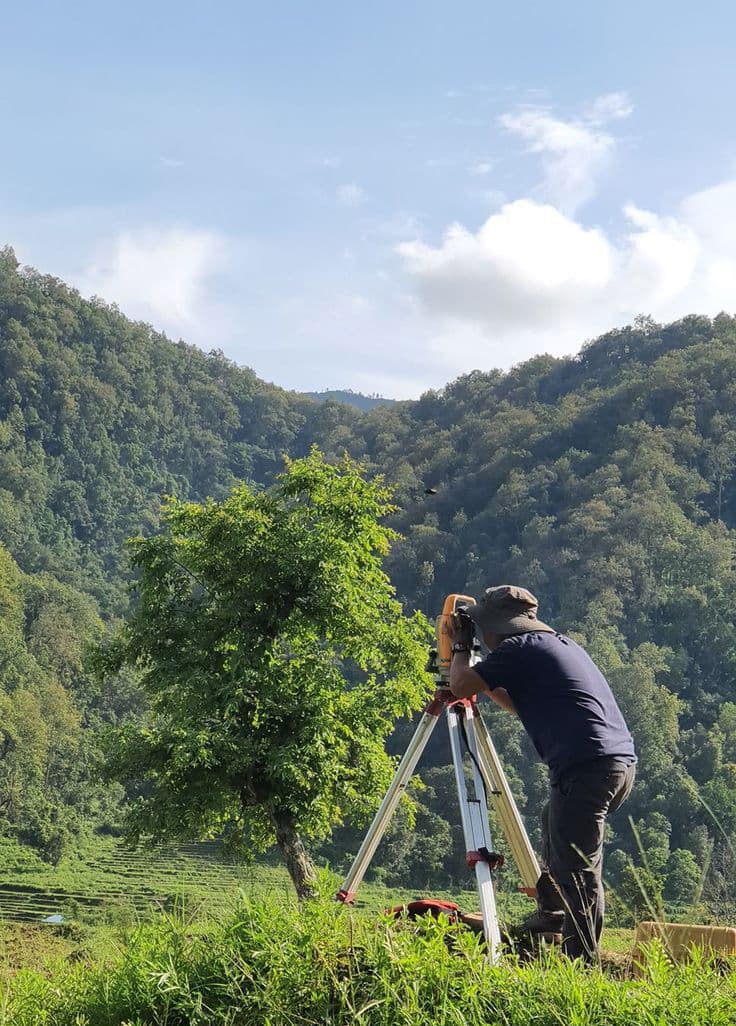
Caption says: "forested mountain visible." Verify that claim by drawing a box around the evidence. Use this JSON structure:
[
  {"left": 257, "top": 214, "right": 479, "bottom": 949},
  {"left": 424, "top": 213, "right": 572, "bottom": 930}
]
[{"left": 2, "top": 244, "right": 736, "bottom": 914}]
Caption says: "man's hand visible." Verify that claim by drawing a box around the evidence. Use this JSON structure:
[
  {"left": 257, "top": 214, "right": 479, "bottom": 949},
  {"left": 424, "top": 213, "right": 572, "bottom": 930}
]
[{"left": 448, "top": 609, "right": 474, "bottom": 651}]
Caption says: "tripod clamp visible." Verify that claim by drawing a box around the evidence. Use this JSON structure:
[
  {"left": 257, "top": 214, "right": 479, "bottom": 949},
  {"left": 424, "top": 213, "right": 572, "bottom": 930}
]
[{"left": 467, "top": 847, "right": 505, "bottom": 871}]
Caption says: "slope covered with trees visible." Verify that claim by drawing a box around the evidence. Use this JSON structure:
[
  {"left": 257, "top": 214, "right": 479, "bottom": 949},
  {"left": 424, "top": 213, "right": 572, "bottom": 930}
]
[
  {"left": 0, "top": 543, "right": 114, "bottom": 860},
  {"left": 305, "top": 389, "right": 395, "bottom": 410},
  {"left": 2, "top": 246, "right": 736, "bottom": 914}
]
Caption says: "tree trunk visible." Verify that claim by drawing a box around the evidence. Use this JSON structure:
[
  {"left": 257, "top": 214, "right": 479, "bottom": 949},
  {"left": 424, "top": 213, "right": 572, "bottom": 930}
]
[{"left": 271, "top": 810, "right": 318, "bottom": 899}]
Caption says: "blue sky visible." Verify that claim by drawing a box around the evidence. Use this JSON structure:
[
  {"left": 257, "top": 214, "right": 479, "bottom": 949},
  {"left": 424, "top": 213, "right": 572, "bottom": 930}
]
[{"left": 3, "top": 1, "right": 736, "bottom": 396}]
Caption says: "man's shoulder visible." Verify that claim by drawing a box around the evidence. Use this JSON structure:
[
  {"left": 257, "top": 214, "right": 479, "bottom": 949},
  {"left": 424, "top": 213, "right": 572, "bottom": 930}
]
[
  {"left": 500, "top": 631, "right": 588, "bottom": 668},
  {"left": 487, "top": 632, "right": 558, "bottom": 664},
  {"left": 502, "top": 630, "right": 561, "bottom": 651}
]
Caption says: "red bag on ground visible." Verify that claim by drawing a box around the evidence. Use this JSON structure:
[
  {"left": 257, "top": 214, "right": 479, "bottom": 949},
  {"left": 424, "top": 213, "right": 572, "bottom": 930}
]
[{"left": 386, "top": 899, "right": 461, "bottom": 922}]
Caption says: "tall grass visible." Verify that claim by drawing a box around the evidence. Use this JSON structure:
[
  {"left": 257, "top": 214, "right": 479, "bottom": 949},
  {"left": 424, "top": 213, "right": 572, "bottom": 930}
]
[{"left": 1, "top": 888, "right": 734, "bottom": 1026}]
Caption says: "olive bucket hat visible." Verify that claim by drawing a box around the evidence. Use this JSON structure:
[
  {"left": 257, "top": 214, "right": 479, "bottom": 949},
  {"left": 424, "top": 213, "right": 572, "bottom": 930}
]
[{"left": 463, "top": 585, "right": 555, "bottom": 637}]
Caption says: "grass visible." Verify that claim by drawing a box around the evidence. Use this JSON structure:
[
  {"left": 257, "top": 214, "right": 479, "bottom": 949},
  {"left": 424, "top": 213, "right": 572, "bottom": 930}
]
[
  {"left": 0, "top": 885, "right": 731, "bottom": 1026},
  {"left": 0, "top": 833, "right": 634, "bottom": 990},
  {"left": 0, "top": 836, "right": 290, "bottom": 925},
  {"left": 0, "top": 833, "right": 538, "bottom": 930}
]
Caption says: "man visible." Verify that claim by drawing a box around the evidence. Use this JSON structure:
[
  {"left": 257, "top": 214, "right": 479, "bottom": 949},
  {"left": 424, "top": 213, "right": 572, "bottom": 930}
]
[{"left": 449, "top": 584, "right": 636, "bottom": 962}]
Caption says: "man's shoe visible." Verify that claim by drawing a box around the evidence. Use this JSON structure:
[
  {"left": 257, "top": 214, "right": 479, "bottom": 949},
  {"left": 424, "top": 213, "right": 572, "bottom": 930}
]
[{"left": 513, "top": 908, "right": 564, "bottom": 937}]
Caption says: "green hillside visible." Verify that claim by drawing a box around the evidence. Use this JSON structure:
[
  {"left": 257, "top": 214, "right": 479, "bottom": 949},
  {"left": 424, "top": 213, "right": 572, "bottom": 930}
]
[{"left": 3, "top": 247, "right": 736, "bottom": 915}]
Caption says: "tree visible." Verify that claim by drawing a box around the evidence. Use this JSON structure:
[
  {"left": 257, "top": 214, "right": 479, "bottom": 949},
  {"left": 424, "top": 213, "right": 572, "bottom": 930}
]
[
  {"left": 97, "top": 449, "right": 432, "bottom": 896},
  {"left": 665, "top": 848, "right": 702, "bottom": 908}
]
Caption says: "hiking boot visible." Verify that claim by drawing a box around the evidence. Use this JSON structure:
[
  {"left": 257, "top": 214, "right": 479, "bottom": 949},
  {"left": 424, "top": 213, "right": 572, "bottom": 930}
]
[{"left": 513, "top": 908, "right": 564, "bottom": 938}]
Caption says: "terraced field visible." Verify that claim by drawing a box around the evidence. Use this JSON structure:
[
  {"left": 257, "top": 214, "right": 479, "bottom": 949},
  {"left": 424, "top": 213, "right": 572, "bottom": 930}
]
[{"left": 0, "top": 837, "right": 291, "bottom": 924}]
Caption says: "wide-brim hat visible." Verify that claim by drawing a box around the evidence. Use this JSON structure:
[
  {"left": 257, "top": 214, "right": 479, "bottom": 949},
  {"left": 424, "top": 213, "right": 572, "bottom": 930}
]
[{"left": 463, "top": 585, "right": 554, "bottom": 637}]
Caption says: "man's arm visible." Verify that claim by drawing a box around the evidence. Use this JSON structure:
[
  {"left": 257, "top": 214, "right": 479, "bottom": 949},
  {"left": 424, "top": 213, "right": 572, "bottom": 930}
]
[
  {"left": 449, "top": 649, "right": 489, "bottom": 699},
  {"left": 449, "top": 651, "right": 518, "bottom": 714},
  {"left": 486, "top": 686, "right": 517, "bottom": 715}
]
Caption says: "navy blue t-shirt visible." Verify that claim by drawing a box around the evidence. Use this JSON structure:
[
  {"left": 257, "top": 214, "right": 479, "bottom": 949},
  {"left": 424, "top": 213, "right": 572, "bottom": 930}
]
[{"left": 473, "top": 631, "right": 636, "bottom": 783}]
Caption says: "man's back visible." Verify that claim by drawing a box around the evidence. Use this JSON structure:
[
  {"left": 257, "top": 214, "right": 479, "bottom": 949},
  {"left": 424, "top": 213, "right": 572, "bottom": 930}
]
[{"left": 473, "top": 631, "right": 636, "bottom": 782}]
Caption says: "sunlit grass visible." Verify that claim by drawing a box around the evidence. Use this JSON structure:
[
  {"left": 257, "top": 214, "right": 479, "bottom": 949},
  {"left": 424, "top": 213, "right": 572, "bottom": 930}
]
[{"left": 0, "top": 884, "right": 731, "bottom": 1026}]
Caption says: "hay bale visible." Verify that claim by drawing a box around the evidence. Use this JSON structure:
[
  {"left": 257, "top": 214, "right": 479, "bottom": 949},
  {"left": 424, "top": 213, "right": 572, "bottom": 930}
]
[{"left": 632, "top": 920, "right": 736, "bottom": 969}]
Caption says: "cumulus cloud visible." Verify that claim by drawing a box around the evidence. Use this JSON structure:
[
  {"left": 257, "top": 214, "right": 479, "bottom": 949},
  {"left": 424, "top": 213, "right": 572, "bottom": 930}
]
[
  {"left": 78, "top": 227, "right": 229, "bottom": 331},
  {"left": 397, "top": 182, "right": 736, "bottom": 372},
  {"left": 500, "top": 92, "right": 633, "bottom": 213},
  {"left": 399, "top": 201, "right": 613, "bottom": 332}
]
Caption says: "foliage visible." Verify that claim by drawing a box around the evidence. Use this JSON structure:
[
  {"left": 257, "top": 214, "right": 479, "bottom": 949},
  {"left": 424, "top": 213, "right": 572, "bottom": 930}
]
[
  {"left": 0, "top": 543, "right": 105, "bottom": 860},
  {"left": 4, "top": 250, "right": 736, "bottom": 906},
  {"left": 96, "top": 450, "right": 432, "bottom": 893},
  {"left": 306, "top": 389, "right": 396, "bottom": 411},
  {"left": 2, "top": 892, "right": 735, "bottom": 1026}
]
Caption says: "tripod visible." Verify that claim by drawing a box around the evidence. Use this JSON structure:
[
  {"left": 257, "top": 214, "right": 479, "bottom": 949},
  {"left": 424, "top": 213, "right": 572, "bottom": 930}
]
[{"left": 336, "top": 595, "right": 540, "bottom": 961}]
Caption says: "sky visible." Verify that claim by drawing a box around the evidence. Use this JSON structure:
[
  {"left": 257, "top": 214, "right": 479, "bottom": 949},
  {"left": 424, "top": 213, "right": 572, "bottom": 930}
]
[{"left": 2, "top": 0, "right": 736, "bottom": 398}]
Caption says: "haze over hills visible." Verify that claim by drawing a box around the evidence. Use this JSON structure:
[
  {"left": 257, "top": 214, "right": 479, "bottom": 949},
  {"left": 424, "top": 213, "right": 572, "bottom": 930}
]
[{"left": 2, "top": 246, "right": 736, "bottom": 909}]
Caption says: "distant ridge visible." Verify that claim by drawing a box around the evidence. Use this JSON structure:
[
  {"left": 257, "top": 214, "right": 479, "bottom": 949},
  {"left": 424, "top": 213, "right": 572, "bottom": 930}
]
[{"left": 304, "top": 389, "right": 396, "bottom": 411}]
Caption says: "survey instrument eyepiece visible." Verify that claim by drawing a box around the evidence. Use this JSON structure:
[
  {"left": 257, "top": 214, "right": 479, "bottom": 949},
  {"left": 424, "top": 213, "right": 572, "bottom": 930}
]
[{"left": 435, "top": 593, "right": 477, "bottom": 678}]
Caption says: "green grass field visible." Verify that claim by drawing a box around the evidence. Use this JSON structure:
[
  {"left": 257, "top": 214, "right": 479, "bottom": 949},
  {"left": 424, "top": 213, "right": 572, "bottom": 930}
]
[
  {"left": 0, "top": 834, "right": 634, "bottom": 970},
  {"left": 0, "top": 889, "right": 732, "bottom": 1026},
  {"left": 6, "top": 836, "right": 694, "bottom": 1025},
  {"left": 0, "top": 832, "right": 541, "bottom": 929},
  {"left": 0, "top": 836, "right": 292, "bottom": 925}
]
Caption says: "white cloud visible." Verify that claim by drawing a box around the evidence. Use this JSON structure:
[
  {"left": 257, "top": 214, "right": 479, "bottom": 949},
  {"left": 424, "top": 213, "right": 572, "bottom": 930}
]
[
  {"left": 468, "top": 161, "right": 494, "bottom": 176},
  {"left": 585, "top": 91, "right": 634, "bottom": 124},
  {"left": 499, "top": 92, "right": 633, "bottom": 213},
  {"left": 77, "top": 227, "right": 229, "bottom": 331},
  {"left": 158, "top": 155, "right": 184, "bottom": 168},
  {"left": 397, "top": 182, "right": 736, "bottom": 373},
  {"left": 336, "top": 183, "right": 367, "bottom": 207},
  {"left": 398, "top": 200, "right": 613, "bottom": 330},
  {"left": 500, "top": 110, "right": 613, "bottom": 213}
]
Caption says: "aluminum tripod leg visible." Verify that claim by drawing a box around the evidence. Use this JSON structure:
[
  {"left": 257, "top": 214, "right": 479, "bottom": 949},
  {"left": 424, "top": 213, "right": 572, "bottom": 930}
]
[
  {"left": 447, "top": 702, "right": 503, "bottom": 960},
  {"left": 472, "top": 711, "right": 541, "bottom": 892},
  {"left": 337, "top": 701, "right": 443, "bottom": 902}
]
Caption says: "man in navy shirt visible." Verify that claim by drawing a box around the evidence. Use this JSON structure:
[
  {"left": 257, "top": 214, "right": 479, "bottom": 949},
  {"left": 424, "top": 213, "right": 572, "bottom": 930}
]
[{"left": 449, "top": 584, "right": 636, "bottom": 961}]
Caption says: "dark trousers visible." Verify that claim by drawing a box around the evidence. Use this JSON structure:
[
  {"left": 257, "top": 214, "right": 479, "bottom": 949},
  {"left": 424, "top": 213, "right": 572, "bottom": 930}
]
[{"left": 538, "top": 756, "right": 636, "bottom": 961}]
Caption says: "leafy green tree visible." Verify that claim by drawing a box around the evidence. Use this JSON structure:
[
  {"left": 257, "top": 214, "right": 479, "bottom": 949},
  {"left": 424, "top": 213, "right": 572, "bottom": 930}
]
[
  {"left": 664, "top": 848, "right": 702, "bottom": 908},
  {"left": 97, "top": 450, "right": 432, "bottom": 895},
  {"left": 612, "top": 813, "right": 671, "bottom": 923}
]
